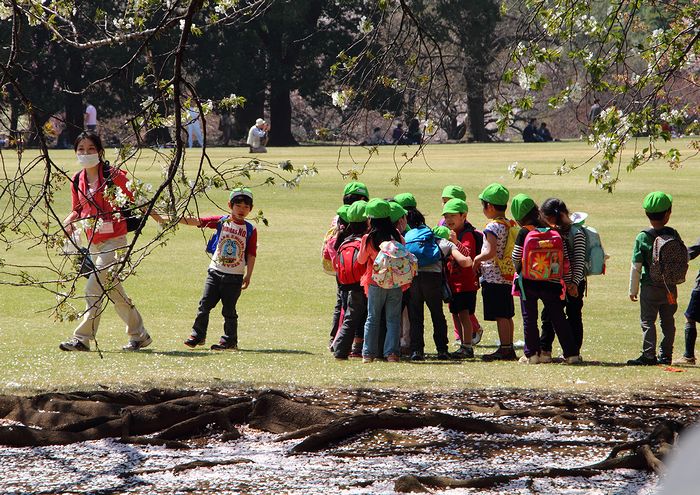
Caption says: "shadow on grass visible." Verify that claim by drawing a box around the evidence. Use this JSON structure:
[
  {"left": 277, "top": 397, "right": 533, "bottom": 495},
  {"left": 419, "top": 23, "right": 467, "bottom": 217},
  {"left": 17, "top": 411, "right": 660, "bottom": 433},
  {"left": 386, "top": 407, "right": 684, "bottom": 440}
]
[
  {"left": 237, "top": 348, "right": 313, "bottom": 355},
  {"left": 134, "top": 348, "right": 315, "bottom": 357}
]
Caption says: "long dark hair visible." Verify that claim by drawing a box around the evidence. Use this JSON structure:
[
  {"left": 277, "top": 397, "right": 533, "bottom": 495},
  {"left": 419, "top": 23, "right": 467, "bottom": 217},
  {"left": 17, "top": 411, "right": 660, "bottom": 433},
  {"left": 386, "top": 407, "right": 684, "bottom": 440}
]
[
  {"left": 74, "top": 131, "right": 106, "bottom": 162},
  {"left": 519, "top": 202, "right": 544, "bottom": 227},
  {"left": 405, "top": 207, "right": 426, "bottom": 229},
  {"left": 334, "top": 221, "right": 368, "bottom": 250},
  {"left": 367, "top": 217, "right": 401, "bottom": 250},
  {"left": 540, "top": 197, "right": 569, "bottom": 232}
]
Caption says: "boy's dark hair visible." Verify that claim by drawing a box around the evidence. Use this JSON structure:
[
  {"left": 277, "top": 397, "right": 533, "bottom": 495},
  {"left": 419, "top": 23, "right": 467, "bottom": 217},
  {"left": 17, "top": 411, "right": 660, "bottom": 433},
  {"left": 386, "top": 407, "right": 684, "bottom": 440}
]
[
  {"left": 646, "top": 208, "right": 671, "bottom": 221},
  {"left": 406, "top": 207, "right": 426, "bottom": 229},
  {"left": 540, "top": 198, "right": 569, "bottom": 228},
  {"left": 343, "top": 193, "right": 368, "bottom": 205},
  {"left": 480, "top": 200, "right": 506, "bottom": 213},
  {"left": 334, "top": 221, "right": 368, "bottom": 251},
  {"left": 367, "top": 217, "right": 401, "bottom": 250},
  {"left": 74, "top": 131, "right": 105, "bottom": 160},
  {"left": 519, "top": 203, "right": 543, "bottom": 227},
  {"left": 231, "top": 196, "right": 253, "bottom": 208}
]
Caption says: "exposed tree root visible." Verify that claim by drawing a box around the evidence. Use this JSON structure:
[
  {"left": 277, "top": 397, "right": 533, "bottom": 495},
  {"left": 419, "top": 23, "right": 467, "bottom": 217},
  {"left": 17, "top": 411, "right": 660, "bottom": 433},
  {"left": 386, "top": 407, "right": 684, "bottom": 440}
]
[{"left": 119, "top": 458, "right": 253, "bottom": 477}]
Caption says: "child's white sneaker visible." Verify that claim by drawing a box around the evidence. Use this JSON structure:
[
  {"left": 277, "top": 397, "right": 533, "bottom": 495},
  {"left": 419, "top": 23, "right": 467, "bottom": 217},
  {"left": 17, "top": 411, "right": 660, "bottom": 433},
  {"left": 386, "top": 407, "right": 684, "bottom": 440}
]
[
  {"left": 518, "top": 354, "right": 540, "bottom": 364},
  {"left": 539, "top": 351, "right": 553, "bottom": 363}
]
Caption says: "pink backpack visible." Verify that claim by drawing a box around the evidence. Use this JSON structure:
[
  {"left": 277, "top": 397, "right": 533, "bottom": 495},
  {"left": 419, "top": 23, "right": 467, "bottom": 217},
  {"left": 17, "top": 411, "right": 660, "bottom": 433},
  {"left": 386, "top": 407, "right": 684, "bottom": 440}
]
[{"left": 520, "top": 227, "right": 567, "bottom": 281}]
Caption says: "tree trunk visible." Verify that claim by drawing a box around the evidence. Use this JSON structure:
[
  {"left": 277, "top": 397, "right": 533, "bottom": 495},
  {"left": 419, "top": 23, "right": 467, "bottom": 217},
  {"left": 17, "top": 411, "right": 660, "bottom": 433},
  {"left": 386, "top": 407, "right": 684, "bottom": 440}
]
[
  {"left": 64, "top": 46, "right": 84, "bottom": 144},
  {"left": 268, "top": 77, "right": 297, "bottom": 146},
  {"left": 465, "top": 71, "right": 490, "bottom": 142}
]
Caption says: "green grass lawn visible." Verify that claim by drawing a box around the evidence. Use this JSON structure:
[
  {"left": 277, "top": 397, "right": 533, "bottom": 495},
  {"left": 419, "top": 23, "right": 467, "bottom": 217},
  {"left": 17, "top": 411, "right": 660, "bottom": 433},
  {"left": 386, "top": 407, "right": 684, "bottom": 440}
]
[{"left": 1, "top": 140, "right": 700, "bottom": 394}]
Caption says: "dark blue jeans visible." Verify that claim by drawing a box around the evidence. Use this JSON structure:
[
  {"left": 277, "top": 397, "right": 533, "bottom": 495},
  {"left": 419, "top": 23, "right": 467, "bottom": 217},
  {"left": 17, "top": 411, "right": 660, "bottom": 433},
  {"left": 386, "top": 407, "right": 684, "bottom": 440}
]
[
  {"left": 192, "top": 269, "right": 243, "bottom": 345},
  {"left": 519, "top": 279, "right": 576, "bottom": 358}
]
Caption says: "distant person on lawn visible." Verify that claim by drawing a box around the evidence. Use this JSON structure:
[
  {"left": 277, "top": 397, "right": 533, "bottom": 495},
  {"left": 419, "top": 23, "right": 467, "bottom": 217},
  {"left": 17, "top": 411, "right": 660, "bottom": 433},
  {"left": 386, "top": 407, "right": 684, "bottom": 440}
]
[
  {"left": 522, "top": 118, "right": 543, "bottom": 142},
  {"left": 247, "top": 118, "right": 269, "bottom": 153},
  {"left": 60, "top": 132, "right": 152, "bottom": 352},
  {"left": 156, "top": 188, "right": 258, "bottom": 351}
]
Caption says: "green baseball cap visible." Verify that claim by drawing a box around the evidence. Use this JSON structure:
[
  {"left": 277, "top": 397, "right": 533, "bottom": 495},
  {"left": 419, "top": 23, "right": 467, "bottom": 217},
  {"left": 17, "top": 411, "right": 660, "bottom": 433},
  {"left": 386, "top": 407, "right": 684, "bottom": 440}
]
[
  {"left": 343, "top": 181, "right": 369, "bottom": 199},
  {"left": 478, "top": 183, "right": 509, "bottom": 207},
  {"left": 441, "top": 185, "right": 466, "bottom": 201},
  {"left": 433, "top": 225, "right": 450, "bottom": 240},
  {"left": 510, "top": 193, "right": 536, "bottom": 222},
  {"left": 442, "top": 198, "right": 468, "bottom": 215},
  {"left": 389, "top": 201, "right": 407, "bottom": 223},
  {"left": 230, "top": 187, "right": 253, "bottom": 201},
  {"left": 393, "top": 192, "right": 417, "bottom": 208},
  {"left": 346, "top": 200, "right": 368, "bottom": 223},
  {"left": 643, "top": 191, "right": 672, "bottom": 213},
  {"left": 365, "top": 198, "right": 391, "bottom": 219},
  {"left": 336, "top": 205, "right": 350, "bottom": 223}
]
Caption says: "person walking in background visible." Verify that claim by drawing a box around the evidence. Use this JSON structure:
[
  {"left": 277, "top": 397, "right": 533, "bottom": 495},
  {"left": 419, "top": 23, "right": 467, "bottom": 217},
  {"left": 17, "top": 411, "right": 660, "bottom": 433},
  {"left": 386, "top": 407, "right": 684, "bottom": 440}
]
[
  {"left": 588, "top": 99, "right": 602, "bottom": 124},
  {"left": 247, "top": 118, "right": 269, "bottom": 153},
  {"left": 187, "top": 105, "right": 204, "bottom": 148},
  {"left": 84, "top": 103, "right": 98, "bottom": 133},
  {"left": 391, "top": 123, "right": 404, "bottom": 144}
]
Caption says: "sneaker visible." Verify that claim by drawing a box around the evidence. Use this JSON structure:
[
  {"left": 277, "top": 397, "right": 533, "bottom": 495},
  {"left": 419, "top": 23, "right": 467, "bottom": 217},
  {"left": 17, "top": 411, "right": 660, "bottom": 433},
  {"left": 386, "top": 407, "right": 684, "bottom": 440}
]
[
  {"left": 362, "top": 356, "right": 374, "bottom": 364},
  {"left": 673, "top": 356, "right": 696, "bottom": 365},
  {"left": 565, "top": 355, "right": 583, "bottom": 365},
  {"left": 482, "top": 346, "right": 518, "bottom": 362},
  {"left": 519, "top": 354, "right": 540, "bottom": 364},
  {"left": 350, "top": 338, "right": 363, "bottom": 357},
  {"left": 472, "top": 327, "right": 484, "bottom": 346},
  {"left": 184, "top": 336, "right": 205, "bottom": 348},
  {"left": 657, "top": 355, "right": 672, "bottom": 365},
  {"left": 539, "top": 350, "right": 553, "bottom": 363},
  {"left": 410, "top": 351, "right": 425, "bottom": 362},
  {"left": 386, "top": 354, "right": 400, "bottom": 363},
  {"left": 436, "top": 351, "right": 453, "bottom": 360},
  {"left": 335, "top": 356, "right": 349, "bottom": 361},
  {"left": 59, "top": 337, "right": 90, "bottom": 352},
  {"left": 451, "top": 346, "right": 474, "bottom": 359},
  {"left": 400, "top": 346, "right": 412, "bottom": 357},
  {"left": 627, "top": 355, "right": 658, "bottom": 366},
  {"left": 122, "top": 334, "right": 152, "bottom": 351},
  {"left": 211, "top": 340, "right": 237, "bottom": 351}
]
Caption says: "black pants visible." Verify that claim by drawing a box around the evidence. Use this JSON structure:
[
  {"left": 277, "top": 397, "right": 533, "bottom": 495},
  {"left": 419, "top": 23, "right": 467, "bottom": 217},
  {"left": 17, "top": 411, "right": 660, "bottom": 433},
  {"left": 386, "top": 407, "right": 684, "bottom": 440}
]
[
  {"left": 334, "top": 286, "right": 367, "bottom": 358},
  {"left": 192, "top": 269, "right": 243, "bottom": 345},
  {"left": 330, "top": 282, "right": 349, "bottom": 339},
  {"left": 541, "top": 280, "right": 585, "bottom": 355},
  {"left": 409, "top": 271, "right": 449, "bottom": 354}
]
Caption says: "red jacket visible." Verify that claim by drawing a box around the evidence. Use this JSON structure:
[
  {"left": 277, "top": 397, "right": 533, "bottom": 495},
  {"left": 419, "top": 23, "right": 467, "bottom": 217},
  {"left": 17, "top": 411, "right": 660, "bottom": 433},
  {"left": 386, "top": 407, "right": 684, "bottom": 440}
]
[
  {"left": 446, "top": 227, "right": 480, "bottom": 293},
  {"left": 71, "top": 163, "right": 133, "bottom": 244}
]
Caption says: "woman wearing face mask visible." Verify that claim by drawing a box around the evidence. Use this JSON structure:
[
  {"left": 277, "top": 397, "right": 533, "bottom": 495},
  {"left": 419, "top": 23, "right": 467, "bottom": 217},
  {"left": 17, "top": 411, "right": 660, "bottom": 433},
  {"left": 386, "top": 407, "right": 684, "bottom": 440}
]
[{"left": 60, "top": 132, "right": 152, "bottom": 352}]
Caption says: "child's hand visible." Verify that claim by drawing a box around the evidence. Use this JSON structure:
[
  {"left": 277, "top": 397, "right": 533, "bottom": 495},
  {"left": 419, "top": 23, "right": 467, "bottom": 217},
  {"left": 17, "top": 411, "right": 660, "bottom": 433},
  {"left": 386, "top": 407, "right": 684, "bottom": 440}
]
[
  {"left": 629, "top": 294, "right": 638, "bottom": 302},
  {"left": 242, "top": 275, "right": 251, "bottom": 290},
  {"left": 448, "top": 230, "right": 457, "bottom": 243},
  {"left": 566, "top": 283, "right": 578, "bottom": 298}
]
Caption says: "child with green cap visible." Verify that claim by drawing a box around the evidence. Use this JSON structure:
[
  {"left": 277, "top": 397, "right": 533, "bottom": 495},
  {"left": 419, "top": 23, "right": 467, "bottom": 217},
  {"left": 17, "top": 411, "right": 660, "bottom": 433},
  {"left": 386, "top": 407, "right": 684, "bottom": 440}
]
[
  {"left": 628, "top": 191, "right": 687, "bottom": 365},
  {"left": 324, "top": 182, "right": 371, "bottom": 351},
  {"left": 357, "top": 198, "right": 406, "bottom": 362},
  {"left": 473, "top": 183, "right": 518, "bottom": 361},
  {"left": 509, "top": 194, "right": 577, "bottom": 364},
  {"left": 442, "top": 198, "right": 483, "bottom": 358},
  {"left": 678, "top": 236, "right": 700, "bottom": 364},
  {"left": 148, "top": 188, "right": 257, "bottom": 351},
  {"left": 332, "top": 201, "right": 370, "bottom": 359}
]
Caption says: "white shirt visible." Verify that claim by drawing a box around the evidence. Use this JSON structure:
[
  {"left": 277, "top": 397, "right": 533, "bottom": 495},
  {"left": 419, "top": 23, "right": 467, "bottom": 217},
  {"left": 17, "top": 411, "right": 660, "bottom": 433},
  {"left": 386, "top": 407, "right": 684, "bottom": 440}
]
[
  {"left": 247, "top": 125, "right": 266, "bottom": 147},
  {"left": 85, "top": 105, "right": 97, "bottom": 125}
]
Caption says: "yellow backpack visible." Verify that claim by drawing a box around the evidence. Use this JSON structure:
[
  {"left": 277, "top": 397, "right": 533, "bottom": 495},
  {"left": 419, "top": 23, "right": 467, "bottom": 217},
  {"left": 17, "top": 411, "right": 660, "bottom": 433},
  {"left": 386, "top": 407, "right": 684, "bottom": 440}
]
[{"left": 492, "top": 218, "right": 518, "bottom": 281}]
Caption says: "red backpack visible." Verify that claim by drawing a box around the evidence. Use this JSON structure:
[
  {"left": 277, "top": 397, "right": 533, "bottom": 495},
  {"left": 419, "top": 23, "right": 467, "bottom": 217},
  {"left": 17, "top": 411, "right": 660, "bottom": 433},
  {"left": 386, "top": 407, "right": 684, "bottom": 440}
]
[
  {"left": 521, "top": 227, "right": 567, "bottom": 281},
  {"left": 335, "top": 237, "right": 365, "bottom": 286}
]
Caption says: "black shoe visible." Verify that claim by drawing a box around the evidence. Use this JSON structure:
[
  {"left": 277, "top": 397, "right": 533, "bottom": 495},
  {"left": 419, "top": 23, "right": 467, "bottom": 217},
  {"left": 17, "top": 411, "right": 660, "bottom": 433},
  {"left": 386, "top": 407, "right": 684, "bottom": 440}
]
[
  {"left": 410, "top": 351, "right": 425, "bottom": 362},
  {"left": 482, "top": 346, "right": 517, "bottom": 362},
  {"left": 59, "top": 337, "right": 90, "bottom": 352},
  {"left": 211, "top": 340, "right": 238, "bottom": 351},
  {"left": 436, "top": 351, "right": 453, "bottom": 360},
  {"left": 450, "top": 346, "right": 474, "bottom": 359},
  {"left": 184, "top": 336, "right": 205, "bottom": 348},
  {"left": 657, "top": 355, "right": 672, "bottom": 365},
  {"left": 122, "top": 334, "right": 152, "bottom": 351},
  {"left": 627, "top": 355, "right": 658, "bottom": 366}
]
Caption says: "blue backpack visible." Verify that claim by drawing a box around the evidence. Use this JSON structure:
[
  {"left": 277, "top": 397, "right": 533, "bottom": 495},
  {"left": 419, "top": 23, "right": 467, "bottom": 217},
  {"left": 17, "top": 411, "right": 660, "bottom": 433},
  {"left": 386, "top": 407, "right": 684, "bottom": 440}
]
[
  {"left": 206, "top": 215, "right": 254, "bottom": 255},
  {"left": 405, "top": 225, "right": 441, "bottom": 267}
]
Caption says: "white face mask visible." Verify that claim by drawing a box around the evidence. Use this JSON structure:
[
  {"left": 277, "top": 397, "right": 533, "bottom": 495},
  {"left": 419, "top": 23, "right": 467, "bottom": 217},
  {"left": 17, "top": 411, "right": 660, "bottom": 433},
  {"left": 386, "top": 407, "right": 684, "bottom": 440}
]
[{"left": 77, "top": 153, "right": 100, "bottom": 168}]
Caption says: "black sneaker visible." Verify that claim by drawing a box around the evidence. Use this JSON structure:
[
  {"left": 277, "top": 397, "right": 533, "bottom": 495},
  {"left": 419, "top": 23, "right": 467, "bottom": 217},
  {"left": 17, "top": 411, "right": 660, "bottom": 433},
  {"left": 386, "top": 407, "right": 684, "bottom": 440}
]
[
  {"left": 481, "top": 346, "right": 517, "bottom": 362},
  {"left": 627, "top": 355, "right": 658, "bottom": 366},
  {"left": 122, "top": 334, "right": 152, "bottom": 351},
  {"left": 211, "top": 340, "right": 238, "bottom": 351},
  {"left": 450, "top": 346, "right": 474, "bottom": 359},
  {"left": 436, "top": 351, "right": 453, "bottom": 360},
  {"left": 410, "top": 351, "right": 425, "bottom": 362},
  {"left": 59, "top": 337, "right": 90, "bottom": 352},
  {"left": 657, "top": 355, "right": 672, "bottom": 365},
  {"left": 184, "top": 336, "right": 205, "bottom": 348}
]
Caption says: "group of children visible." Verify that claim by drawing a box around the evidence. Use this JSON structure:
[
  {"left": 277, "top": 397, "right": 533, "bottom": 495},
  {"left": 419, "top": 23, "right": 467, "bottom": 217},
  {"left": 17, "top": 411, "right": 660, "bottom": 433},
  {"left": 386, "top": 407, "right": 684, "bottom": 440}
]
[{"left": 322, "top": 182, "right": 700, "bottom": 366}]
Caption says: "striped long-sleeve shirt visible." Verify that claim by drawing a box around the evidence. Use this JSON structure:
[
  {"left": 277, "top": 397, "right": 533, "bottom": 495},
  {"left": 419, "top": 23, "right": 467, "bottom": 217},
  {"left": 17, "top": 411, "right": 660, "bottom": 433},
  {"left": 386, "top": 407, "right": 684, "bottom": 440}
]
[{"left": 511, "top": 225, "right": 586, "bottom": 284}]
